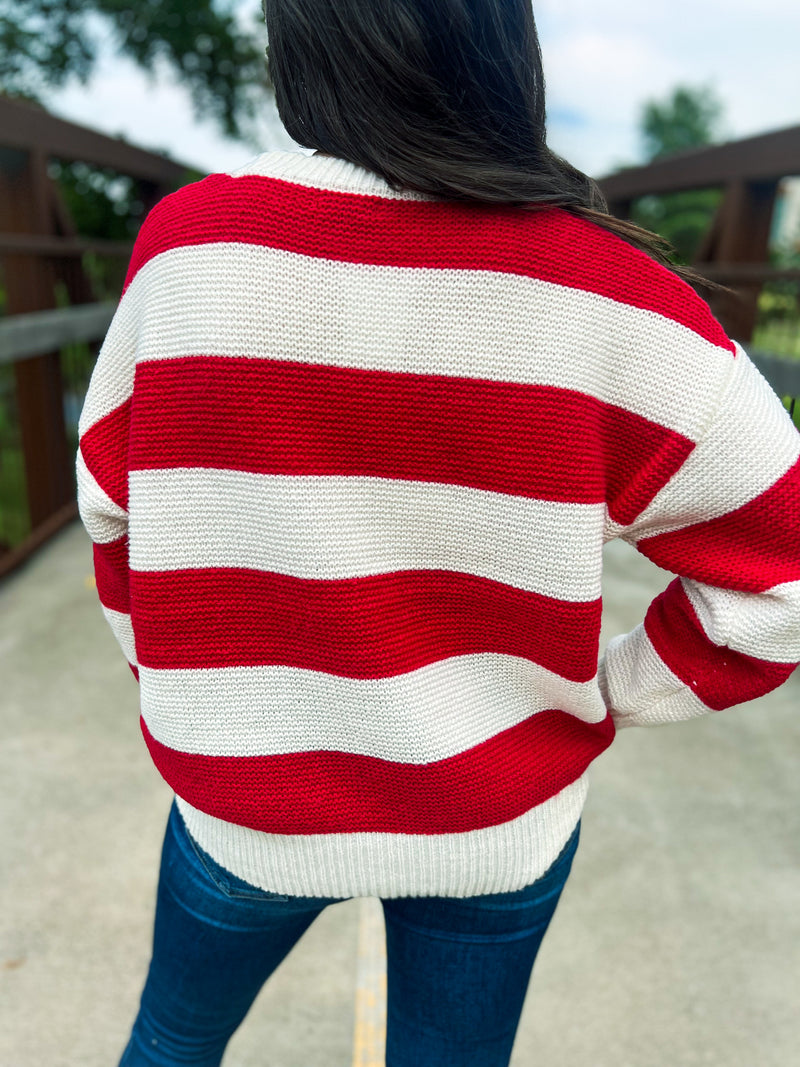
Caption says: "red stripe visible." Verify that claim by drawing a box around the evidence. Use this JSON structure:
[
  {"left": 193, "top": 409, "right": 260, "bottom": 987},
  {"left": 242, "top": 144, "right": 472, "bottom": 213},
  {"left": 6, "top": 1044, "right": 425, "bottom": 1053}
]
[
  {"left": 94, "top": 538, "right": 130, "bottom": 613},
  {"left": 644, "top": 579, "right": 797, "bottom": 710},
  {"left": 80, "top": 398, "right": 130, "bottom": 511},
  {"left": 128, "top": 175, "right": 733, "bottom": 351},
  {"left": 141, "top": 710, "right": 614, "bottom": 834},
  {"left": 637, "top": 457, "right": 800, "bottom": 591},
  {"left": 129, "top": 356, "right": 692, "bottom": 522},
  {"left": 130, "top": 567, "right": 601, "bottom": 681}
]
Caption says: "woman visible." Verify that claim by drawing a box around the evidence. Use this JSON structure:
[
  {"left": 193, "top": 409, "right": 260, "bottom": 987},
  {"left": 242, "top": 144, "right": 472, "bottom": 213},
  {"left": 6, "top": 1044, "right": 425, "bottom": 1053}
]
[{"left": 77, "top": 1, "right": 800, "bottom": 1064}]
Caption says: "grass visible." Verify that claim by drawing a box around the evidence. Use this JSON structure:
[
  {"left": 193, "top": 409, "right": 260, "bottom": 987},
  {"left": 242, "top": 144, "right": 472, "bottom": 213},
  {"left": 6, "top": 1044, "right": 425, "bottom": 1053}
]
[
  {"left": 752, "top": 321, "right": 800, "bottom": 360},
  {"left": 0, "top": 445, "right": 31, "bottom": 550},
  {"left": 782, "top": 396, "right": 800, "bottom": 430}
]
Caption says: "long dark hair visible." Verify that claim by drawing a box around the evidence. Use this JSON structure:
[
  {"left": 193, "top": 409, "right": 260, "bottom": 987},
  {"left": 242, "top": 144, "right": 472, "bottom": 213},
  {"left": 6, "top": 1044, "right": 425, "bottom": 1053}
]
[{"left": 264, "top": 0, "right": 710, "bottom": 288}]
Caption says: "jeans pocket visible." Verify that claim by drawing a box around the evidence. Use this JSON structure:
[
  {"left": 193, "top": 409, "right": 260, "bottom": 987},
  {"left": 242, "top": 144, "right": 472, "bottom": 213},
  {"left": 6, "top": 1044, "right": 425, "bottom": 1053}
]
[
  {"left": 197, "top": 851, "right": 291, "bottom": 901},
  {"left": 174, "top": 806, "right": 291, "bottom": 902}
]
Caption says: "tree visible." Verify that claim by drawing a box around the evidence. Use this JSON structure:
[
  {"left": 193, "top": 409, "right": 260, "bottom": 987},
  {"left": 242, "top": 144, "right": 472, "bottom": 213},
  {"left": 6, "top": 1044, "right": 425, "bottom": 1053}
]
[
  {"left": 0, "top": 0, "right": 269, "bottom": 140},
  {"left": 0, "top": 1, "right": 267, "bottom": 289},
  {"left": 641, "top": 85, "right": 723, "bottom": 161},
  {"left": 631, "top": 86, "right": 725, "bottom": 264}
]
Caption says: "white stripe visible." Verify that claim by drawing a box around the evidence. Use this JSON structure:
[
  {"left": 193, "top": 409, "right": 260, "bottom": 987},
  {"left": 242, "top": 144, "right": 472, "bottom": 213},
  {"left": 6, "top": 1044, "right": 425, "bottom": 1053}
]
[
  {"left": 139, "top": 654, "right": 607, "bottom": 761},
  {"left": 682, "top": 577, "right": 800, "bottom": 663},
  {"left": 97, "top": 241, "right": 731, "bottom": 439},
  {"left": 128, "top": 469, "right": 606, "bottom": 601},
  {"left": 78, "top": 293, "right": 136, "bottom": 436},
  {"left": 599, "top": 623, "right": 710, "bottom": 728},
  {"left": 76, "top": 450, "right": 128, "bottom": 543},
  {"left": 230, "top": 149, "right": 431, "bottom": 201},
  {"left": 175, "top": 777, "right": 587, "bottom": 898},
  {"left": 623, "top": 345, "right": 800, "bottom": 541},
  {"left": 101, "top": 607, "right": 137, "bottom": 666}
]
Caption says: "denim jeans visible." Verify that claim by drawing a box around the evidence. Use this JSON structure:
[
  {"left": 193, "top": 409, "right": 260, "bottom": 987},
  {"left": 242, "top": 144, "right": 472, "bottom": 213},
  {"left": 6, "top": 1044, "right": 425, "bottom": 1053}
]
[{"left": 119, "top": 800, "right": 580, "bottom": 1067}]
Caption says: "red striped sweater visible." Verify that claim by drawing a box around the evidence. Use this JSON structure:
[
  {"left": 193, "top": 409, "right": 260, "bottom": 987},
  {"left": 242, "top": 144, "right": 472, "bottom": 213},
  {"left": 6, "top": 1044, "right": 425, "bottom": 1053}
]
[{"left": 77, "top": 150, "right": 800, "bottom": 898}]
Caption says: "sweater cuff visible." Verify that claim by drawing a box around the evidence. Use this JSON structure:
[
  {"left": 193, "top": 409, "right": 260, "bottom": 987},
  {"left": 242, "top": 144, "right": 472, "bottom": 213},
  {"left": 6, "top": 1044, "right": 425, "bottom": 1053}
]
[{"left": 598, "top": 628, "right": 711, "bottom": 729}]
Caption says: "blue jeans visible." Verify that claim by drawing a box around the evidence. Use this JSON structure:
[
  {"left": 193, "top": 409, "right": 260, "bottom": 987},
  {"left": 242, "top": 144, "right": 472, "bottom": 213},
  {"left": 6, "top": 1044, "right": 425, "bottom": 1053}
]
[{"left": 120, "top": 801, "right": 580, "bottom": 1067}]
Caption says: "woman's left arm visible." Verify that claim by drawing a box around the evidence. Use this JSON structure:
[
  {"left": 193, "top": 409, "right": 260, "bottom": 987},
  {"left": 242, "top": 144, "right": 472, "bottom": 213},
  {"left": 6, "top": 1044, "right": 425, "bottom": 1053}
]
[{"left": 76, "top": 291, "right": 138, "bottom": 679}]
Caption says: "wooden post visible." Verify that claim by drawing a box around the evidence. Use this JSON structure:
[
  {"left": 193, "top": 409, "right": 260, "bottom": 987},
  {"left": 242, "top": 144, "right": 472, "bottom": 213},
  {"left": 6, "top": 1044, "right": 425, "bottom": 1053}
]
[
  {"left": 695, "top": 180, "right": 778, "bottom": 342},
  {"left": 0, "top": 97, "right": 189, "bottom": 576},
  {"left": 0, "top": 148, "right": 74, "bottom": 528}
]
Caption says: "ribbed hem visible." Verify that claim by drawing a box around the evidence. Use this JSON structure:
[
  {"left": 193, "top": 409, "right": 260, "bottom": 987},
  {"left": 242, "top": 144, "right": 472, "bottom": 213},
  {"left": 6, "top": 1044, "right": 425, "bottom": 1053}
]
[
  {"left": 175, "top": 776, "right": 588, "bottom": 899},
  {"left": 228, "top": 150, "right": 437, "bottom": 202}
]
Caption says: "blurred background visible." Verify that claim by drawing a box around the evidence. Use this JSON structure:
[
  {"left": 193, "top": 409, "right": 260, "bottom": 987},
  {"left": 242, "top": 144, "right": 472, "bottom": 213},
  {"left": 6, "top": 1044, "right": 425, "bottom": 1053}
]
[
  {"left": 1, "top": 0, "right": 800, "bottom": 564},
  {"left": 1, "top": 3, "right": 799, "bottom": 1066}
]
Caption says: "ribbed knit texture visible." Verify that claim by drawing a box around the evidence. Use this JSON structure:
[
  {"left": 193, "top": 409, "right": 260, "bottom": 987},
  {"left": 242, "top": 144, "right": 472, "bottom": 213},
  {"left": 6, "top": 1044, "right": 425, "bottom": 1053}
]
[{"left": 77, "top": 150, "right": 800, "bottom": 898}]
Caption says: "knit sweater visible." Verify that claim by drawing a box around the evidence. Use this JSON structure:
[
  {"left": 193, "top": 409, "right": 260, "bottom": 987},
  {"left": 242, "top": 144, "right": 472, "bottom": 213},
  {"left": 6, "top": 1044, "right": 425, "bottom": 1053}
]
[{"left": 77, "top": 149, "right": 800, "bottom": 899}]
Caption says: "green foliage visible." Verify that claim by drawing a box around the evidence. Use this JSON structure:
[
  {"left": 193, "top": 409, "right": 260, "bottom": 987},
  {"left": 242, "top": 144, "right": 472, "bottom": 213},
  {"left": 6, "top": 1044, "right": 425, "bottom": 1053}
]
[
  {"left": 0, "top": 365, "right": 31, "bottom": 549},
  {"left": 44, "top": 159, "right": 204, "bottom": 300},
  {"left": 753, "top": 259, "right": 800, "bottom": 360},
  {"left": 641, "top": 85, "right": 723, "bottom": 162},
  {"left": 0, "top": 0, "right": 269, "bottom": 139},
  {"left": 631, "top": 188, "right": 724, "bottom": 264},
  {"left": 48, "top": 159, "right": 146, "bottom": 241},
  {"left": 0, "top": 1, "right": 93, "bottom": 94},
  {"left": 629, "top": 86, "right": 725, "bottom": 264}
]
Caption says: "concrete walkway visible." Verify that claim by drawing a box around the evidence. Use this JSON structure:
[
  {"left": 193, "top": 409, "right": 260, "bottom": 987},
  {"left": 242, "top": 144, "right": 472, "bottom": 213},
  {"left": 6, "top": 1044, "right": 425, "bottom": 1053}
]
[{"left": 2, "top": 520, "right": 799, "bottom": 1067}]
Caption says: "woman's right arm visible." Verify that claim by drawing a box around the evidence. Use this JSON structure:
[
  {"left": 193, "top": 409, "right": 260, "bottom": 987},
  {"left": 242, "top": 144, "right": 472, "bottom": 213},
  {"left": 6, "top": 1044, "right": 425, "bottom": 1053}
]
[{"left": 599, "top": 342, "right": 800, "bottom": 728}]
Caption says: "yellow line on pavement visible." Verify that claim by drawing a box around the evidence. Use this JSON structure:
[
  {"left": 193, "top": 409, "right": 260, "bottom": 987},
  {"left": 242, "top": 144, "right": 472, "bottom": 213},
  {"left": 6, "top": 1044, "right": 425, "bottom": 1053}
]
[{"left": 352, "top": 897, "right": 387, "bottom": 1067}]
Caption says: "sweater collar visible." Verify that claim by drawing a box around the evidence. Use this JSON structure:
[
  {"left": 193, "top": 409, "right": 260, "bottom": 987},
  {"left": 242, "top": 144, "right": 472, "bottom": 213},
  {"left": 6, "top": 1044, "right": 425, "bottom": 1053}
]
[{"left": 228, "top": 149, "right": 436, "bottom": 202}]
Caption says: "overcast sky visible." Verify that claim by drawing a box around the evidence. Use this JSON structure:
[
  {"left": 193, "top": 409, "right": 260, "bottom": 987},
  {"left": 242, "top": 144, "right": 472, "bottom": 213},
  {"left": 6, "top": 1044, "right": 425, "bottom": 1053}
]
[{"left": 49, "top": 0, "right": 800, "bottom": 180}]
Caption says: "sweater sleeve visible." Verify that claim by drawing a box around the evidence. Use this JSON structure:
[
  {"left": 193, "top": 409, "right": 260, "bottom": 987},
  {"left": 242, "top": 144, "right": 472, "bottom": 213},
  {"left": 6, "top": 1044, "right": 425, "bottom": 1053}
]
[
  {"left": 76, "top": 277, "right": 140, "bottom": 680},
  {"left": 598, "top": 342, "right": 800, "bottom": 728}
]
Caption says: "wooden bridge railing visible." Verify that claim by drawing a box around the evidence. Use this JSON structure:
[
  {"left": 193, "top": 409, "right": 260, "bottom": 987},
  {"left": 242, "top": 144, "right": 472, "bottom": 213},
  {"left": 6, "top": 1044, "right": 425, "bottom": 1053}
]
[
  {"left": 598, "top": 124, "right": 800, "bottom": 344},
  {"left": 0, "top": 96, "right": 190, "bottom": 578},
  {"left": 597, "top": 125, "right": 800, "bottom": 432}
]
